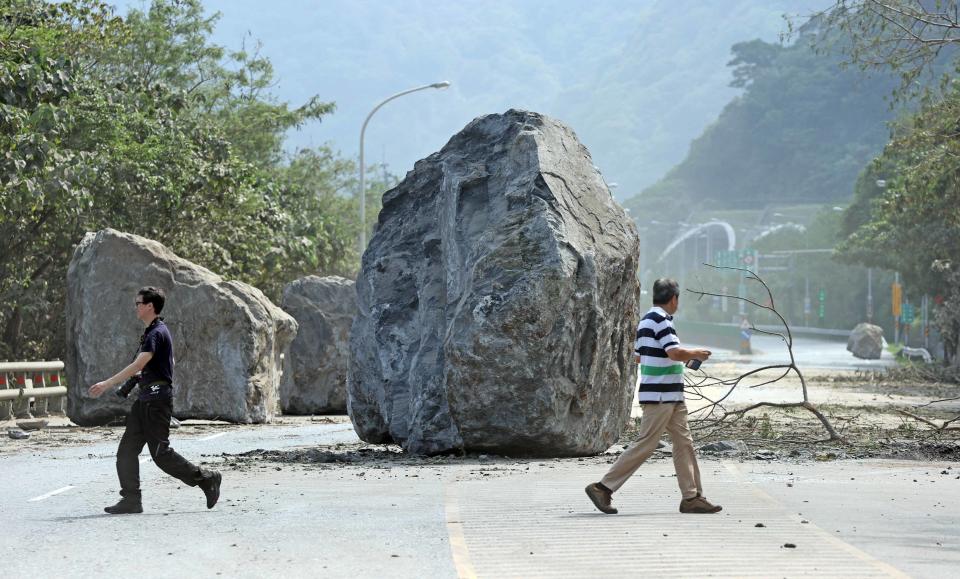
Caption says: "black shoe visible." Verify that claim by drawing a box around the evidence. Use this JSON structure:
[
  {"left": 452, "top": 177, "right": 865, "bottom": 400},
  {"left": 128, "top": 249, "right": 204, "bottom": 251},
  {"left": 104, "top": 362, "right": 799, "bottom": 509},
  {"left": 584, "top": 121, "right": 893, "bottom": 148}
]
[
  {"left": 104, "top": 498, "right": 143, "bottom": 515},
  {"left": 585, "top": 482, "right": 618, "bottom": 514},
  {"left": 200, "top": 471, "right": 221, "bottom": 509}
]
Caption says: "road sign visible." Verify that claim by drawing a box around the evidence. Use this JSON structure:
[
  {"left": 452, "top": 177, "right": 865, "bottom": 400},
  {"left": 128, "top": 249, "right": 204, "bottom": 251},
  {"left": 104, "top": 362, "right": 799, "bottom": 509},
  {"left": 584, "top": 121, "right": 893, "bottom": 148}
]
[
  {"left": 716, "top": 250, "right": 737, "bottom": 268},
  {"left": 902, "top": 302, "right": 915, "bottom": 325},
  {"left": 714, "top": 249, "right": 758, "bottom": 270},
  {"left": 892, "top": 283, "right": 902, "bottom": 316}
]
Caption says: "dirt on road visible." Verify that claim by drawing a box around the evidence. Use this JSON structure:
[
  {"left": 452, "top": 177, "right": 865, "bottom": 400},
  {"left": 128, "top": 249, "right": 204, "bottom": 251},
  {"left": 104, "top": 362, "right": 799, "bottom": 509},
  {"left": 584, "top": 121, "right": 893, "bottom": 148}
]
[{"left": 3, "top": 369, "right": 958, "bottom": 468}]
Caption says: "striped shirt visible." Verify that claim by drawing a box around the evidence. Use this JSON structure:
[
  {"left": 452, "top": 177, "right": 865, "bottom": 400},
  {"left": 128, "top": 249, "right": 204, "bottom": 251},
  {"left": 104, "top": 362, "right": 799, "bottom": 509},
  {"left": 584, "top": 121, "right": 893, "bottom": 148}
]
[{"left": 635, "top": 306, "right": 684, "bottom": 403}]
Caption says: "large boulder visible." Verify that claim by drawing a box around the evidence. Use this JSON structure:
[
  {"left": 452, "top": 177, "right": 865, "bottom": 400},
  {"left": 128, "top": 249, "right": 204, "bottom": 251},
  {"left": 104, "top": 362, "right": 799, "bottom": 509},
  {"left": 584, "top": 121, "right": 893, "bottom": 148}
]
[
  {"left": 279, "top": 275, "right": 355, "bottom": 414},
  {"left": 349, "top": 109, "right": 640, "bottom": 456},
  {"left": 847, "top": 322, "right": 885, "bottom": 359},
  {"left": 65, "top": 229, "right": 297, "bottom": 425}
]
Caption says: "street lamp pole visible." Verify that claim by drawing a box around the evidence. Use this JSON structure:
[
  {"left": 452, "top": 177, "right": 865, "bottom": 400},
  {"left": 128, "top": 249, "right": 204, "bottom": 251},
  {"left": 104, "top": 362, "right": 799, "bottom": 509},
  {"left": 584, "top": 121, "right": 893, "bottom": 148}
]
[{"left": 359, "top": 81, "right": 451, "bottom": 253}]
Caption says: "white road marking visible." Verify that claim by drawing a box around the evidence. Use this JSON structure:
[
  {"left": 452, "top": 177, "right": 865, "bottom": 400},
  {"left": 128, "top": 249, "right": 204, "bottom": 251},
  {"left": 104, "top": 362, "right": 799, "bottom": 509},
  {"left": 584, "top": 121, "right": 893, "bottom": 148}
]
[
  {"left": 198, "top": 432, "right": 227, "bottom": 442},
  {"left": 28, "top": 486, "right": 75, "bottom": 502}
]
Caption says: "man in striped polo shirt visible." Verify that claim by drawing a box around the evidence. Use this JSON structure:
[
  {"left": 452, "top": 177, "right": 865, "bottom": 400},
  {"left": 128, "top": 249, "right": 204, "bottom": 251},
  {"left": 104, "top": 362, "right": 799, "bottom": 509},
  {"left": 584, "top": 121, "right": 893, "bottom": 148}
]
[{"left": 586, "top": 278, "right": 722, "bottom": 515}]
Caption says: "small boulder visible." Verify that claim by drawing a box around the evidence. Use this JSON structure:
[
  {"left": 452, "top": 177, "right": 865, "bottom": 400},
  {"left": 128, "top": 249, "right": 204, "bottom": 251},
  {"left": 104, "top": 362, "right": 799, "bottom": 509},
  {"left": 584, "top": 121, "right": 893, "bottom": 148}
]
[
  {"left": 16, "top": 419, "right": 48, "bottom": 431},
  {"left": 7, "top": 429, "right": 30, "bottom": 440},
  {"left": 847, "top": 323, "right": 884, "bottom": 359},
  {"left": 280, "top": 276, "right": 356, "bottom": 414},
  {"left": 699, "top": 440, "right": 748, "bottom": 454},
  {"left": 65, "top": 229, "right": 296, "bottom": 425},
  {"left": 754, "top": 448, "right": 779, "bottom": 460}
]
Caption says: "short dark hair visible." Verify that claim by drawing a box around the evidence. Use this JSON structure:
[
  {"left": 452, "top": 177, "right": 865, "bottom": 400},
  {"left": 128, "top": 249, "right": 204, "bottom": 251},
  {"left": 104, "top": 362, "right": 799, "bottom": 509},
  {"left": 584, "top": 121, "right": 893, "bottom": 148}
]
[
  {"left": 652, "top": 278, "right": 679, "bottom": 305},
  {"left": 138, "top": 286, "right": 166, "bottom": 314}
]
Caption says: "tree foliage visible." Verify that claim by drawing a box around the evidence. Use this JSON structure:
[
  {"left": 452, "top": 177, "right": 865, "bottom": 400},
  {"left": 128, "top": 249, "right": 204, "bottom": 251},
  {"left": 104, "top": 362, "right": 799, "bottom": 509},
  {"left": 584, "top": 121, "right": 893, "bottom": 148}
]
[
  {"left": 630, "top": 26, "right": 903, "bottom": 216},
  {"left": 838, "top": 91, "right": 960, "bottom": 362},
  {"left": 0, "top": 0, "right": 372, "bottom": 361},
  {"left": 810, "top": 0, "right": 960, "bottom": 99},
  {"left": 820, "top": 1, "right": 960, "bottom": 364}
]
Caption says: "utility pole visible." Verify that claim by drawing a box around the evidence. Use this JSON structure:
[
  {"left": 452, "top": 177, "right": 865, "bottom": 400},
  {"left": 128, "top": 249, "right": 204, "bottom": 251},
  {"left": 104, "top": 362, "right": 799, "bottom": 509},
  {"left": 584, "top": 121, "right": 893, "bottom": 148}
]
[{"left": 893, "top": 272, "right": 902, "bottom": 344}]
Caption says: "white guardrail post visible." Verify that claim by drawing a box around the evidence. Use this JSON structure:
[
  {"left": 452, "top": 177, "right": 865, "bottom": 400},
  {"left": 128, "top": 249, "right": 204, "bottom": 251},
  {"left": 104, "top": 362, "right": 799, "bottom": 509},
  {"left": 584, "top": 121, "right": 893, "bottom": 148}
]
[{"left": 0, "top": 360, "right": 67, "bottom": 420}]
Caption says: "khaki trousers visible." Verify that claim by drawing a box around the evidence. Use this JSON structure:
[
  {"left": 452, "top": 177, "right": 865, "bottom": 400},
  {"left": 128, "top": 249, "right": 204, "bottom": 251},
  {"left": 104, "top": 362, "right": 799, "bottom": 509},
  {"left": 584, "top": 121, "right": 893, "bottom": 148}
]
[{"left": 600, "top": 402, "right": 702, "bottom": 500}]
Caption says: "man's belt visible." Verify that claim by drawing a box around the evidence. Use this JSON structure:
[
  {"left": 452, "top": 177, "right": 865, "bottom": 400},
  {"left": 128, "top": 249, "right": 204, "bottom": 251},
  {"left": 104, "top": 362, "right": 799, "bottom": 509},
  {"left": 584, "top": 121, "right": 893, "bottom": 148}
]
[
  {"left": 138, "top": 379, "right": 173, "bottom": 399},
  {"left": 139, "top": 379, "right": 172, "bottom": 388}
]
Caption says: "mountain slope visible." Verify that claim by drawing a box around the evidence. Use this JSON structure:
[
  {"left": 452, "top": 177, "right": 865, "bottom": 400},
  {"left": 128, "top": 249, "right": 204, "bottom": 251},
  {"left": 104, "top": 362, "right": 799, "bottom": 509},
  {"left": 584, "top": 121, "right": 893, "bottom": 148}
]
[
  {"left": 626, "top": 29, "right": 905, "bottom": 215},
  {"left": 112, "top": 0, "right": 826, "bottom": 199}
]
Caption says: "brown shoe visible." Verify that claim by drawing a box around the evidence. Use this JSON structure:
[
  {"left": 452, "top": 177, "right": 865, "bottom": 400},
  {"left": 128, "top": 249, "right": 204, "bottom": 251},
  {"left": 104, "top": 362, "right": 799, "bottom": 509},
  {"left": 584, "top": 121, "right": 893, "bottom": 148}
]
[
  {"left": 680, "top": 495, "right": 722, "bottom": 514},
  {"left": 585, "top": 483, "right": 618, "bottom": 514}
]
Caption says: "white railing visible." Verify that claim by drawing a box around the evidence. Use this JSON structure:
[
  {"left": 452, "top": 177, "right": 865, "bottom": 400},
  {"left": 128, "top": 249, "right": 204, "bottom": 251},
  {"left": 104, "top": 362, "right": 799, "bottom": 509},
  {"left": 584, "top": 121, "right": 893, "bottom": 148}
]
[
  {"left": 900, "top": 346, "right": 933, "bottom": 364},
  {"left": 0, "top": 360, "right": 67, "bottom": 420}
]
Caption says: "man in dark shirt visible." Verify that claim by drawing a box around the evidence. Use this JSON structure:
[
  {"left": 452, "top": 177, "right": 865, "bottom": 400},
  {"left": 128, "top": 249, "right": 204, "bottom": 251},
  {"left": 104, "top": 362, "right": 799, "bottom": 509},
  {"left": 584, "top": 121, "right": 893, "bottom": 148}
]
[{"left": 88, "top": 286, "right": 222, "bottom": 514}]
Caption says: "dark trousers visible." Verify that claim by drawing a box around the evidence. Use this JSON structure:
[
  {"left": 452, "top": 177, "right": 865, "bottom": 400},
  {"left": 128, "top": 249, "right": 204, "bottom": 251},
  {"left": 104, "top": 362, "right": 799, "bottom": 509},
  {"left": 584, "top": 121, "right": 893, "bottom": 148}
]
[{"left": 116, "top": 398, "right": 203, "bottom": 499}]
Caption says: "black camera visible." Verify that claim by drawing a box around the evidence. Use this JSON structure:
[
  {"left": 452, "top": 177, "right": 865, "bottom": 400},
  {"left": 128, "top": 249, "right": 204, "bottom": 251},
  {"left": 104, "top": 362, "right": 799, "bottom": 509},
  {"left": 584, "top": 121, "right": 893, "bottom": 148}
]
[
  {"left": 115, "top": 376, "right": 139, "bottom": 399},
  {"left": 685, "top": 359, "right": 702, "bottom": 371}
]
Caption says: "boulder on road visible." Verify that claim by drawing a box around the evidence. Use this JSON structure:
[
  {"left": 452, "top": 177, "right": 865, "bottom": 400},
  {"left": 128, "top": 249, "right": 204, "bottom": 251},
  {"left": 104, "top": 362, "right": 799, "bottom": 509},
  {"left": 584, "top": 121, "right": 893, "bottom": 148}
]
[
  {"left": 349, "top": 109, "right": 640, "bottom": 456},
  {"left": 847, "top": 322, "right": 884, "bottom": 360},
  {"left": 280, "top": 275, "right": 355, "bottom": 414},
  {"left": 66, "top": 229, "right": 296, "bottom": 425}
]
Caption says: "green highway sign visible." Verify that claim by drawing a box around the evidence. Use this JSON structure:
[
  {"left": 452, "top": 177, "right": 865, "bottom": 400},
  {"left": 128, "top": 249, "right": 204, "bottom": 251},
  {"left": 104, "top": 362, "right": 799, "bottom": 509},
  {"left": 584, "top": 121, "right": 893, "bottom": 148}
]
[
  {"left": 902, "top": 302, "right": 915, "bottom": 325},
  {"left": 714, "top": 249, "right": 758, "bottom": 270}
]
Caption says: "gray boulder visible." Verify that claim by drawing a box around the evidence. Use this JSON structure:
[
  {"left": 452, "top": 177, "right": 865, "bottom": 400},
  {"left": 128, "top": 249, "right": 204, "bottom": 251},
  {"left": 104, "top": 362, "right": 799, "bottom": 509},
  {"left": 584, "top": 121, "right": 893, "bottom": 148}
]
[
  {"left": 847, "top": 322, "right": 884, "bottom": 360},
  {"left": 699, "top": 440, "right": 749, "bottom": 454},
  {"left": 66, "top": 229, "right": 297, "bottom": 426},
  {"left": 349, "top": 109, "right": 640, "bottom": 456},
  {"left": 280, "top": 275, "right": 355, "bottom": 414}
]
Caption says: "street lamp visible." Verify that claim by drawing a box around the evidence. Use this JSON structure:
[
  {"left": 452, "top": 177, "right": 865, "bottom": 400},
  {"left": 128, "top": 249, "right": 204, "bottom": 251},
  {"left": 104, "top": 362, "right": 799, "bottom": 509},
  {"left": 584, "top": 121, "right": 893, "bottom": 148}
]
[{"left": 359, "top": 81, "right": 451, "bottom": 252}]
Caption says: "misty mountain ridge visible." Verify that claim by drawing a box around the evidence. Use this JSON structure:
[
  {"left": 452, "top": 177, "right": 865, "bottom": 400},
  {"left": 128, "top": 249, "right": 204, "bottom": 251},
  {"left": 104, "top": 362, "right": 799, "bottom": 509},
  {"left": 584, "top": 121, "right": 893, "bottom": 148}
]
[
  {"left": 629, "top": 23, "right": 912, "bottom": 216},
  {"left": 111, "top": 0, "right": 829, "bottom": 201}
]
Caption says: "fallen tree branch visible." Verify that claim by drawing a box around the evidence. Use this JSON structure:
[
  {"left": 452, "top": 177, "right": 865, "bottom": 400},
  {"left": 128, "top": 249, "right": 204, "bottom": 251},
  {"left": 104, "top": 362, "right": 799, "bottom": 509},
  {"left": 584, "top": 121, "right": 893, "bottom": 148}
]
[
  {"left": 897, "top": 409, "right": 960, "bottom": 431},
  {"left": 915, "top": 395, "right": 960, "bottom": 408},
  {"left": 685, "top": 264, "right": 845, "bottom": 442}
]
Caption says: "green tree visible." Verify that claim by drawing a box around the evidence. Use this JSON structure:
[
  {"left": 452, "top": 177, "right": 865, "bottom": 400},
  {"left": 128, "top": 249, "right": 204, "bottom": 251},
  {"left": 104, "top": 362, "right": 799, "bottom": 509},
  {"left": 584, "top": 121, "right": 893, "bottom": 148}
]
[
  {"left": 629, "top": 28, "right": 902, "bottom": 217},
  {"left": 110, "top": 0, "right": 334, "bottom": 168},
  {"left": 1, "top": 0, "right": 126, "bottom": 358},
  {"left": 0, "top": 0, "right": 362, "bottom": 360},
  {"left": 838, "top": 95, "right": 960, "bottom": 362},
  {"left": 819, "top": 1, "right": 960, "bottom": 364},
  {"left": 810, "top": 0, "right": 960, "bottom": 99}
]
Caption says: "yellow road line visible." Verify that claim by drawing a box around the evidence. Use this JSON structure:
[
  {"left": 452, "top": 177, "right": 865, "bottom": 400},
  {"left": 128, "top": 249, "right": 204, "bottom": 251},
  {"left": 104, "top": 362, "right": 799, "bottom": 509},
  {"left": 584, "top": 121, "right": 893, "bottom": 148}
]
[{"left": 444, "top": 482, "right": 478, "bottom": 579}]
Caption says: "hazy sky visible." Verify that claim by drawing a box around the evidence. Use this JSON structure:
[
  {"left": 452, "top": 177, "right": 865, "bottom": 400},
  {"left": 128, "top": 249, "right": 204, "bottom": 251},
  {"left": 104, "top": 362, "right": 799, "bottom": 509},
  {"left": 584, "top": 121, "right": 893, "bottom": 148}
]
[{"left": 111, "top": 1, "right": 829, "bottom": 199}]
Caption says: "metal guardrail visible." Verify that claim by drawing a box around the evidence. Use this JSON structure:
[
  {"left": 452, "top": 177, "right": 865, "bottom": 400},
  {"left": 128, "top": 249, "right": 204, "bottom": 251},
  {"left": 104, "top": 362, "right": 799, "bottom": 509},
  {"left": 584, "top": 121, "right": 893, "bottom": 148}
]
[
  {"left": 752, "top": 324, "right": 851, "bottom": 341},
  {"left": 0, "top": 360, "right": 66, "bottom": 420}
]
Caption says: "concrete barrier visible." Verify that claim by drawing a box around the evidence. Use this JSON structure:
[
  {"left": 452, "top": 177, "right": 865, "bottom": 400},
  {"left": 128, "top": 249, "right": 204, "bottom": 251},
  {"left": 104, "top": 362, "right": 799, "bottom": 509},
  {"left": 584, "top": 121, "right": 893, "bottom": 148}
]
[{"left": 676, "top": 320, "right": 851, "bottom": 351}]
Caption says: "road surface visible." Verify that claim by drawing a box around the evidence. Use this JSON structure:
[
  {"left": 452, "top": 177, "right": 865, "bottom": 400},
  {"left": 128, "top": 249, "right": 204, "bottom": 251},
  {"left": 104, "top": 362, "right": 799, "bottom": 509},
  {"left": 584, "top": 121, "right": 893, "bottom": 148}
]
[{"left": 1, "top": 419, "right": 957, "bottom": 578}]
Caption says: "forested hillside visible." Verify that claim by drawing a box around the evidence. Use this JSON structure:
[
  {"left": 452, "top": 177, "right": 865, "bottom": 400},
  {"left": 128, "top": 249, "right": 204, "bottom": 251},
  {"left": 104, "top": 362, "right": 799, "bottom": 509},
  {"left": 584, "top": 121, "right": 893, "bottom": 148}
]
[
  {"left": 0, "top": 0, "right": 388, "bottom": 360},
  {"left": 627, "top": 24, "right": 905, "bottom": 213}
]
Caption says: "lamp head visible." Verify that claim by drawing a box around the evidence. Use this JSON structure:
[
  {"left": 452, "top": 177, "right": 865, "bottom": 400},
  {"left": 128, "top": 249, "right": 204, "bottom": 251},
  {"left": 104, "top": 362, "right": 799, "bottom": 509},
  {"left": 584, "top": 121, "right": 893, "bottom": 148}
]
[{"left": 431, "top": 81, "right": 451, "bottom": 89}]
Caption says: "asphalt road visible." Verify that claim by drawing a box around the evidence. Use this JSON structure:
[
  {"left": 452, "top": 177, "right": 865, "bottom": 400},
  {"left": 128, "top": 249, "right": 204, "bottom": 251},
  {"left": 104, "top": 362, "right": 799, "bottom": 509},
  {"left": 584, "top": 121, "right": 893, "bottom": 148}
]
[
  {"left": 2, "top": 420, "right": 957, "bottom": 578},
  {"left": 701, "top": 334, "right": 899, "bottom": 372}
]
